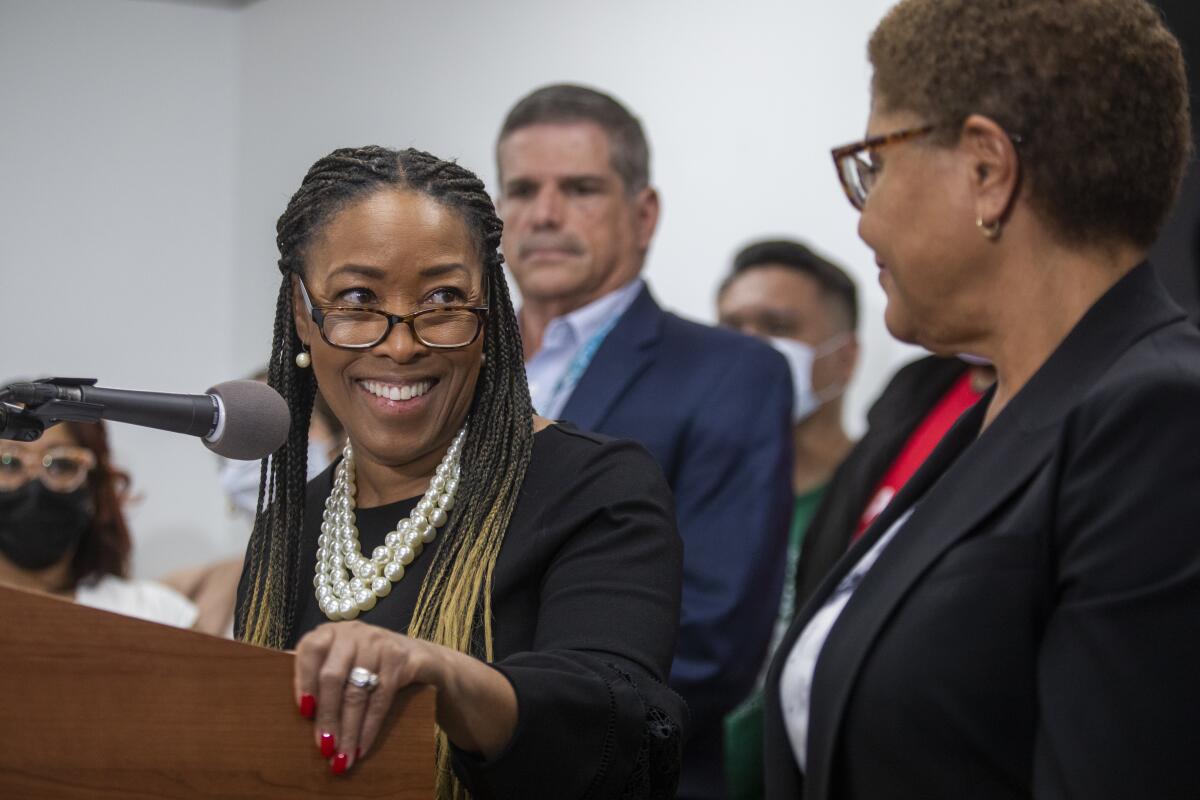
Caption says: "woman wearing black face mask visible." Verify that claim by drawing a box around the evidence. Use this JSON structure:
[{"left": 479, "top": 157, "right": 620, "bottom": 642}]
[{"left": 0, "top": 420, "right": 196, "bottom": 627}]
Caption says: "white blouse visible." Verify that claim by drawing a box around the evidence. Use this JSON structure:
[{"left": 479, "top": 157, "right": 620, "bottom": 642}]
[
  {"left": 778, "top": 506, "right": 914, "bottom": 771},
  {"left": 75, "top": 574, "right": 198, "bottom": 629}
]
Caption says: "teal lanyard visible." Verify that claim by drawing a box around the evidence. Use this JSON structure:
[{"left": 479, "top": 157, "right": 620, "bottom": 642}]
[{"left": 545, "top": 316, "right": 620, "bottom": 416}]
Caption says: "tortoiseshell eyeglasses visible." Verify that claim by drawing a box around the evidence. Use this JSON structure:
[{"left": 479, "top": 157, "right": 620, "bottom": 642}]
[
  {"left": 831, "top": 123, "right": 1024, "bottom": 211},
  {"left": 830, "top": 124, "right": 936, "bottom": 211},
  {"left": 298, "top": 277, "right": 489, "bottom": 350}
]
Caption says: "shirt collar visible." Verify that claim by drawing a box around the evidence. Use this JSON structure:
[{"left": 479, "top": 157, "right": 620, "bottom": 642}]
[{"left": 538, "top": 278, "right": 645, "bottom": 345}]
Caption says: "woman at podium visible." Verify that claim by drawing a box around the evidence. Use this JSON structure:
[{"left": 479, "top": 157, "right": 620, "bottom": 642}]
[{"left": 235, "top": 146, "right": 686, "bottom": 798}]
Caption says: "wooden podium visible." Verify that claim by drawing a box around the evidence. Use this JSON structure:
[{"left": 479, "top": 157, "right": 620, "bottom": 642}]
[{"left": 0, "top": 584, "right": 435, "bottom": 798}]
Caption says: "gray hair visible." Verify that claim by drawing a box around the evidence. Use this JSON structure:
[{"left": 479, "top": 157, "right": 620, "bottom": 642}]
[{"left": 497, "top": 83, "right": 651, "bottom": 194}]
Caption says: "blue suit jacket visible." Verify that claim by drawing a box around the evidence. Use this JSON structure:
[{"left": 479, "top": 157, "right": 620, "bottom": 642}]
[{"left": 561, "top": 284, "right": 794, "bottom": 799}]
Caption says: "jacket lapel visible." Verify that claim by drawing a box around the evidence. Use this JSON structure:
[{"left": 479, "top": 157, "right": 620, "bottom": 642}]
[
  {"left": 559, "top": 284, "right": 662, "bottom": 431},
  {"left": 763, "top": 384, "right": 986, "bottom": 798},
  {"left": 796, "top": 262, "right": 1185, "bottom": 799},
  {"left": 802, "top": 398, "right": 1048, "bottom": 798}
]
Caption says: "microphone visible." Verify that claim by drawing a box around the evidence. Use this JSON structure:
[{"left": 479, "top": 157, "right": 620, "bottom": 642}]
[{"left": 0, "top": 379, "right": 290, "bottom": 460}]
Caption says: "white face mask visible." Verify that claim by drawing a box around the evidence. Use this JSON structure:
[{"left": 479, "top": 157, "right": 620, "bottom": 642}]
[
  {"left": 217, "top": 440, "right": 334, "bottom": 520},
  {"left": 768, "top": 334, "right": 850, "bottom": 423}
]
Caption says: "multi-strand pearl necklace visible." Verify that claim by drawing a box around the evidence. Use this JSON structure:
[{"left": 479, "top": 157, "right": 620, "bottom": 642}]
[{"left": 314, "top": 428, "right": 465, "bottom": 620}]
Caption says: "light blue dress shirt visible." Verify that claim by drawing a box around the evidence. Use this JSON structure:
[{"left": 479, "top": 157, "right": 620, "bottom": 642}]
[{"left": 523, "top": 278, "right": 644, "bottom": 418}]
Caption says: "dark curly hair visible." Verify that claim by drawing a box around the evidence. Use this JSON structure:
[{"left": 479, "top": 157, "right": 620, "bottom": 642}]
[
  {"left": 869, "top": 0, "right": 1192, "bottom": 248},
  {"left": 235, "top": 146, "right": 533, "bottom": 799}
]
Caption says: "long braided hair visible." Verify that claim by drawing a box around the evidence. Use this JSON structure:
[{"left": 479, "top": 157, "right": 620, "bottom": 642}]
[{"left": 235, "top": 146, "right": 533, "bottom": 796}]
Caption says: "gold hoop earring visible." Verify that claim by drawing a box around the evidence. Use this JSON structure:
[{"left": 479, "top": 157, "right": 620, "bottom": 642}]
[
  {"left": 295, "top": 349, "right": 311, "bottom": 369},
  {"left": 976, "top": 216, "right": 1002, "bottom": 240}
]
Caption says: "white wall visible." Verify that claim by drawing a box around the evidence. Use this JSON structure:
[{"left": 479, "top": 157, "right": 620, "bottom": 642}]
[
  {"left": 233, "top": 0, "right": 923, "bottom": 433},
  {"left": 0, "top": 0, "right": 244, "bottom": 576},
  {"left": 2, "top": 0, "right": 922, "bottom": 577}
]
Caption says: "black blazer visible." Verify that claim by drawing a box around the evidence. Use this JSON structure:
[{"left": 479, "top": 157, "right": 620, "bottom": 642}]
[
  {"left": 792, "top": 355, "right": 967, "bottom": 613},
  {"left": 764, "top": 263, "right": 1200, "bottom": 799}
]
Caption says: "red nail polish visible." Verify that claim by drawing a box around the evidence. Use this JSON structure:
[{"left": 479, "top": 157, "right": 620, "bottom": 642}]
[
  {"left": 320, "top": 732, "right": 336, "bottom": 759},
  {"left": 299, "top": 694, "right": 316, "bottom": 719},
  {"left": 331, "top": 752, "right": 348, "bottom": 775}
]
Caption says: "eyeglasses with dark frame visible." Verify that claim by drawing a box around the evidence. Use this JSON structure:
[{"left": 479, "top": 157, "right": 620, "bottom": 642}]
[
  {"left": 831, "top": 123, "right": 1024, "bottom": 211},
  {"left": 0, "top": 445, "right": 96, "bottom": 493},
  {"left": 298, "top": 277, "right": 489, "bottom": 350}
]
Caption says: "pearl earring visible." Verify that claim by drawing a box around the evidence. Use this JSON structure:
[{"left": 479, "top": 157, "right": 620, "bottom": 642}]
[{"left": 295, "top": 350, "right": 311, "bottom": 369}]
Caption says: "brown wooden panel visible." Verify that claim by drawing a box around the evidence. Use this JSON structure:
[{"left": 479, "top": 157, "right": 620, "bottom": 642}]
[{"left": 0, "top": 583, "right": 435, "bottom": 798}]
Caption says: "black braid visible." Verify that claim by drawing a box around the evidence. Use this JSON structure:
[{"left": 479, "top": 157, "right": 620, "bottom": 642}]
[{"left": 234, "top": 273, "right": 316, "bottom": 645}]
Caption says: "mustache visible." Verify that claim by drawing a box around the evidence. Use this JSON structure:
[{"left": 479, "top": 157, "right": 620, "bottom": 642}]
[{"left": 517, "top": 234, "right": 585, "bottom": 258}]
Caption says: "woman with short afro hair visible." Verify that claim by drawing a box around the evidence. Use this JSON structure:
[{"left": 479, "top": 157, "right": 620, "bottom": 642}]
[{"left": 763, "top": 1, "right": 1200, "bottom": 798}]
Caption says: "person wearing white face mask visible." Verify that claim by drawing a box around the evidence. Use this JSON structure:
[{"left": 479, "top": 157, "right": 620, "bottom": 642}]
[
  {"left": 719, "top": 240, "right": 860, "bottom": 499},
  {"left": 162, "top": 377, "right": 344, "bottom": 636},
  {"left": 716, "top": 238, "right": 859, "bottom": 800}
]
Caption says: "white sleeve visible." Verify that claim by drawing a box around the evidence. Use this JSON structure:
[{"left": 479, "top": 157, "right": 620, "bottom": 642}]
[{"left": 75, "top": 576, "right": 199, "bottom": 629}]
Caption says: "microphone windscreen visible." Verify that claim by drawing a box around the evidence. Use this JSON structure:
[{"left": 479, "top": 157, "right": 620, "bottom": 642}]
[{"left": 203, "top": 380, "right": 291, "bottom": 460}]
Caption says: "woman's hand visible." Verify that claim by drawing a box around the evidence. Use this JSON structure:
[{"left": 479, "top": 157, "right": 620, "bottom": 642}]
[{"left": 294, "top": 621, "right": 518, "bottom": 775}]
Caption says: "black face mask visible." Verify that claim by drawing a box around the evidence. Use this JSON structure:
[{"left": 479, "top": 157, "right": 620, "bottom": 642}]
[{"left": 0, "top": 482, "right": 91, "bottom": 570}]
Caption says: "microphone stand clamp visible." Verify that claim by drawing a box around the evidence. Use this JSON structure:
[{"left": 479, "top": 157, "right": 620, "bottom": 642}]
[{"left": 0, "top": 378, "right": 104, "bottom": 442}]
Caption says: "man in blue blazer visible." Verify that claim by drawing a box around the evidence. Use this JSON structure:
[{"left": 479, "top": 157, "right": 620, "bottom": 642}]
[{"left": 497, "top": 84, "right": 794, "bottom": 799}]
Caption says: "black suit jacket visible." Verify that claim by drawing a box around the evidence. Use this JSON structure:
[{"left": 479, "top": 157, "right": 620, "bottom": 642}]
[
  {"left": 764, "top": 263, "right": 1200, "bottom": 799},
  {"left": 792, "top": 355, "right": 967, "bottom": 613}
]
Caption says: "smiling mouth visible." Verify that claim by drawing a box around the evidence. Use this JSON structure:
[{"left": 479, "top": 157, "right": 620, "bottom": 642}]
[{"left": 358, "top": 378, "right": 437, "bottom": 402}]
